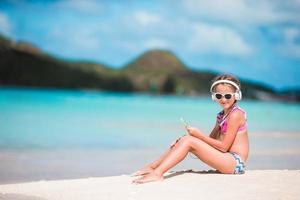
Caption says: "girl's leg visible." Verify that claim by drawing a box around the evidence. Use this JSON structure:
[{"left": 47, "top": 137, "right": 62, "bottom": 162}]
[
  {"left": 131, "top": 138, "right": 182, "bottom": 176},
  {"left": 133, "top": 135, "right": 236, "bottom": 184},
  {"left": 131, "top": 149, "right": 171, "bottom": 176}
]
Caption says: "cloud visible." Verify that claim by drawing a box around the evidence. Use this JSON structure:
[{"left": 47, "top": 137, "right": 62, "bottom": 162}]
[
  {"left": 0, "top": 11, "right": 12, "bottom": 36},
  {"left": 277, "top": 27, "right": 300, "bottom": 58},
  {"left": 120, "top": 1, "right": 299, "bottom": 60},
  {"left": 133, "top": 11, "right": 161, "bottom": 26},
  {"left": 187, "top": 23, "right": 252, "bottom": 56},
  {"left": 280, "top": 43, "right": 300, "bottom": 58},
  {"left": 143, "top": 38, "right": 170, "bottom": 49},
  {"left": 90, "top": 8, "right": 254, "bottom": 58},
  {"left": 182, "top": 0, "right": 300, "bottom": 26},
  {"left": 48, "top": 25, "right": 101, "bottom": 52},
  {"left": 283, "top": 27, "right": 300, "bottom": 43},
  {"left": 113, "top": 11, "right": 169, "bottom": 50},
  {"left": 53, "top": 0, "right": 105, "bottom": 14}
]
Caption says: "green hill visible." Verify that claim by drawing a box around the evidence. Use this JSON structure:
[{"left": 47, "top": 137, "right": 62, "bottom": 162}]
[
  {"left": 123, "top": 50, "right": 187, "bottom": 72},
  {"left": 122, "top": 50, "right": 189, "bottom": 92},
  {"left": 0, "top": 35, "right": 133, "bottom": 91},
  {"left": 121, "top": 50, "right": 274, "bottom": 97}
]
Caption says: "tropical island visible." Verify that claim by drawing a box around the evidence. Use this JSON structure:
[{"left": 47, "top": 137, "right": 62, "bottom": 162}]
[{"left": 0, "top": 34, "right": 299, "bottom": 102}]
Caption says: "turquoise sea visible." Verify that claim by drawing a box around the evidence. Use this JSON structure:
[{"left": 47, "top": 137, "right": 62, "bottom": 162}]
[{"left": 1, "top": 88, "right": 300, "bottom": 183}]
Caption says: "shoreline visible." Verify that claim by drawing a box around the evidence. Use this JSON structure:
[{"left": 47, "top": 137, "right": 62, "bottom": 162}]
[
  {"left": 1, "top": 146, "right": 300, "bottom": 185},
  {"left": 0, "top": 170, "right": 299, "bottom": 200}
]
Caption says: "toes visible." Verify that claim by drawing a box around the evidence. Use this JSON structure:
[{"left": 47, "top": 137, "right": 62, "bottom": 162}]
[
  {"left": 132, "top": 177, "right": 143, "bottom": 184},
  {"left": 131, "top": 171, "right": 141, "bottom": 177},
  {"left": 131, "top": 168, "right": 154, "bottom": 177},
  {"left": 131, "top": 171, "right": 148, "bottom": 177},
  {"left": 134, "top": 177, "right": 146, "bottom": 184},
  {"left": 131, "top": 175, "right": 146, "bottom": 184},
  {"left": 131, "top": 173, "right": 163, "bottom": 184}
]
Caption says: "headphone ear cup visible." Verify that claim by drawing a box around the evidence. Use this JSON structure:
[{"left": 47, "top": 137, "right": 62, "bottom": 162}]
[
  {"left": 211, "top": 94, "right": 216, "bottom": 101},
  {"left": 235, "top": 91, "right": 242, "bottom": 100},
  {"left": 238, "top": 91, "right": 242, "bottom": 100},
  {"left": 234, "top": 92, "right": 239, "bottom": 100}
]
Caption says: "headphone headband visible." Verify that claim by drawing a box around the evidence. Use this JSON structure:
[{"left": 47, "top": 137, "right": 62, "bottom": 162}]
[
  {"left": 210, "top": 80, "right": 240, "bottom": 92},
  {"left": 210, "top": 79, "right": 242, "bottom": 101}
]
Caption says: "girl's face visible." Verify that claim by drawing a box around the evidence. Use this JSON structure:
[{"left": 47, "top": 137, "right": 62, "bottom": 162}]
[{"left": 214, "top": 84, "right": 236, "bottom": 110}]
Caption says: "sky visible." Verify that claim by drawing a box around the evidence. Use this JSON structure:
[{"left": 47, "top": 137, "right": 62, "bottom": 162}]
[{"left": 0, "top": 0, "right": 300, "bottom": 90}]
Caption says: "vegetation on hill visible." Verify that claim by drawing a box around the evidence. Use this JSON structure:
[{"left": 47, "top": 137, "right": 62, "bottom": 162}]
[{"left": 0, "top": 35, "right": 133, "bottom": 92}]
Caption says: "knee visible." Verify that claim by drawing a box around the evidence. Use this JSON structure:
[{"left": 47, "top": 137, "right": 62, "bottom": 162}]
[
  {"left": 180, "top": 135, "right": 207, "bottom": 151},
  {"left": 178, "top": 135, "right": 194, "bottom": 148}
]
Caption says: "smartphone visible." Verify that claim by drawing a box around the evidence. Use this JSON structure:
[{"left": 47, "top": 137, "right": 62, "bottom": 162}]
[{"left": 180, "top": 117, "right": 189, "bottom": 128}]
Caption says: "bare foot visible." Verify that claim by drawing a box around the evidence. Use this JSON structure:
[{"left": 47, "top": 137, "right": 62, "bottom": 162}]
[
  {"left": 132, "top": 171, "right": 164, "bottom": 184},
  {"left": 131, "top": 166, "right": 154, "bottom": 177}
]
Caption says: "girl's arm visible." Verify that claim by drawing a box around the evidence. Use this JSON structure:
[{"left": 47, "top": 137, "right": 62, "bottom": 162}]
[
  {"left": 209, "top": 122, "right": 219, "bottom": 139},
  {"left": 188, "top": 111, "right": 244, "bottom": 152},
  {"left": 190, "top": 121, "right": 219, "bottom": 139}
]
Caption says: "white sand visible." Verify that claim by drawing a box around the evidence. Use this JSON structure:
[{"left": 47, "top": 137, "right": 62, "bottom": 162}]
[{"left": 0, "top": 170, "right": 299, "bottom": 200}]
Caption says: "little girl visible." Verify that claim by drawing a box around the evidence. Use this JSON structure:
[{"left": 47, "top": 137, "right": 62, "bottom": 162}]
[{"left": 132, "top": 74, "right": 249, "bottom": 184}]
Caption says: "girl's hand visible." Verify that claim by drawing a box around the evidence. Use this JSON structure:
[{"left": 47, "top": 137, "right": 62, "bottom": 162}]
[
  {"left": 186, "top": 126, "right": 197, "bottom": 135},
  {"left": 186, "top": 126, "right": 204, "bottom": 139}
]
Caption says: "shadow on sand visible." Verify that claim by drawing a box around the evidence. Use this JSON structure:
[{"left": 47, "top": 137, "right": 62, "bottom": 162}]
[{"left": 164, "top": 169, "right": 221, "bottom": 180}]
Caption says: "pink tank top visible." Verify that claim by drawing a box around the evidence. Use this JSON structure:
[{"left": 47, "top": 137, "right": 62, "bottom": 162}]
[{"left": 216, "top": 105, "right": 247, "bottom": 134}]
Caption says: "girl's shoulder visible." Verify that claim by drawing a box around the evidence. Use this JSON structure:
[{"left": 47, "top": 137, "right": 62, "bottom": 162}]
[
  {"left": 230, "top": 105, "right": 247, "bottom": 121},
  {"left": 216, "top": 104, "right": 245, "bottom": 116},
  {"left": 233, "top": 105, "right": 247, "bottom": 116},
  {"left": 216, "top": 105, "right": 247, "bottom": 122}
]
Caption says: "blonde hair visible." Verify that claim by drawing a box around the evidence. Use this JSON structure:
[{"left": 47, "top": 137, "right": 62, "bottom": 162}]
[{"left": 211, "top": 74, "right": 241, "bottom": 93}]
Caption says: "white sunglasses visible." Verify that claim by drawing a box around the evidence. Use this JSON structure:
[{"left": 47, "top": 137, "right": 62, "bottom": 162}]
[{"left": 212, "top": 92, "right": 235, "bottom": 100}]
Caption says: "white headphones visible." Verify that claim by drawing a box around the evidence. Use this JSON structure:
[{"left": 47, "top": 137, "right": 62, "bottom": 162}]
[{"left": 210, "top": 80, "right": 242, "bottom": 101}]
